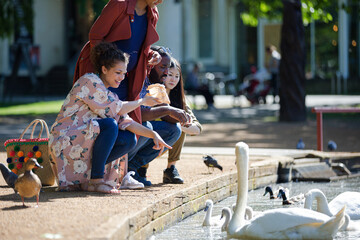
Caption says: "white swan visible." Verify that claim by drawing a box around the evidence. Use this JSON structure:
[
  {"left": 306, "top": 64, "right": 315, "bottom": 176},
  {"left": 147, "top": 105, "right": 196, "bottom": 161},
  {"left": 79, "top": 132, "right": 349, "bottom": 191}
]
[
  {"left": 231, "top": 203, "right": 257, "bottom": 220},
  {"left": 304, "top": 189, "right": 360, "bottom": 231},
  {"left": 202, "top": 199, "right": 224, "bottom": 226},
  {"left": 304, "top": 189, "right": 360, "bottom": 220},
  {"left": 224, "top": 206, "right": 255, "bottom": 232},
  {"left": 227, "top": 142, "right": 346, "bottom": 239},
  {"left": 220, "top": 207, "right": 232, "bottom": 231}
]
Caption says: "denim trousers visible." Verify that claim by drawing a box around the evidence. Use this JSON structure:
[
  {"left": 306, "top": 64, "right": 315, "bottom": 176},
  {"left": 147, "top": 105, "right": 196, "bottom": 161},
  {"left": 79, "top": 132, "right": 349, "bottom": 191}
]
[
  {"left": 91, "top": 118, "right": 137, "bottom": 179},
  {"left": 128, "top": 121, "right": 182, "bottom": 170}
]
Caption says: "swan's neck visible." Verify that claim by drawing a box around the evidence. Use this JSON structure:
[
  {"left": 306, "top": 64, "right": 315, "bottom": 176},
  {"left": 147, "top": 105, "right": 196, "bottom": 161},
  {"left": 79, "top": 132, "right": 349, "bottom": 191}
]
[
  {"left": 245, "top": 206, "right": 253, "bottom": 220},
  {"left": 228, "top": 144, "right": 249, "bottom": 235},
  {"left": 305, "top": 190, "right": 332, "bottom": 216},
  {"left": 222, "top": 210, "right": 232, "bottom": 231},
  {"left": 204, "top": 203, "right": 213, "bottom": 225}
]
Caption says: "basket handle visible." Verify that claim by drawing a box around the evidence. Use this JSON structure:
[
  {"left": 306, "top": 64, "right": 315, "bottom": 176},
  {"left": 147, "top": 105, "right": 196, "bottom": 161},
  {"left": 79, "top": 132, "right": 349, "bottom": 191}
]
[{"left": 19, "top": 119, "right": 50, "bottom": 139}]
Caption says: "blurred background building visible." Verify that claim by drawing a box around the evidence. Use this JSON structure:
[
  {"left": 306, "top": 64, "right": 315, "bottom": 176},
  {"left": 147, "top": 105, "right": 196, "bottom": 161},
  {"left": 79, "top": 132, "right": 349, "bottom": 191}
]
[{"left": 0, "top": 0, "right": 359, "bottom": 98}]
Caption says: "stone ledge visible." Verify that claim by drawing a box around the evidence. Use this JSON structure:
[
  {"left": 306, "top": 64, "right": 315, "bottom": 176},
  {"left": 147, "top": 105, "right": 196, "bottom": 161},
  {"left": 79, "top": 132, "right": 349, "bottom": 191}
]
[{"left": 87, "top": 169, "right": 279, "bottom": 240}]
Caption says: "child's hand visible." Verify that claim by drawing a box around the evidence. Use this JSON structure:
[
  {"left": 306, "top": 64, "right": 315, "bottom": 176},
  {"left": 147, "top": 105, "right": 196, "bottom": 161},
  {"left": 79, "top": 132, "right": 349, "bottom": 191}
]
[
  {"left": 141, "top": 95, "right": 162, "bottom": 107},
  {"left": 152, "top": 132, "right": 172, "bottom": 156}
]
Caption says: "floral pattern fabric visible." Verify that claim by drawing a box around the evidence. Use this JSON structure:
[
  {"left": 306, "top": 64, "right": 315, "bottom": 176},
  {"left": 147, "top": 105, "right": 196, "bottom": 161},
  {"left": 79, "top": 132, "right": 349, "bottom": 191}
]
[{"left": 49, "top": 73, "right": 133, "bottom": 187}]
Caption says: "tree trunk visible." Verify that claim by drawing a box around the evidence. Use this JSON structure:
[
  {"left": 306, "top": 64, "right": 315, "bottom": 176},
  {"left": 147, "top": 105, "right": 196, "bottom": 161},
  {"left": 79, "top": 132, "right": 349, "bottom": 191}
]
[{"left": 279, "top": 0, "right": 307, "bottom": 122}]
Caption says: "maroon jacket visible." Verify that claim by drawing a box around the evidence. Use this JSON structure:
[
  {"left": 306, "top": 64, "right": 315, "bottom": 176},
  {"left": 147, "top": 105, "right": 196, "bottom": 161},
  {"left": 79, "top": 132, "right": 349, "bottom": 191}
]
[{"left": 73, "top": 0, "right": 160, "bottom": 124}]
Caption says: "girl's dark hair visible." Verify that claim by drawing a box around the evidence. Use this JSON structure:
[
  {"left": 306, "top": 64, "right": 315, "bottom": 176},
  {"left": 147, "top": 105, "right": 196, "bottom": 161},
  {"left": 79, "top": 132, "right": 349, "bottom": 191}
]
[
  {"left": 90, "top": 42, "right": 129, "bottom": 74},
  {"left": 168, "top": 58, "right": 186, "bottom": 111}
]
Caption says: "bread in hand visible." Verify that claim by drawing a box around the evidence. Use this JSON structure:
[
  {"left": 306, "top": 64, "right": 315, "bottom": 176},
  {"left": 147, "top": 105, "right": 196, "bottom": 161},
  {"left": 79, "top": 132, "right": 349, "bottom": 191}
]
[{"left": 146, "top": 84, "right": 170, "bottom": 104}]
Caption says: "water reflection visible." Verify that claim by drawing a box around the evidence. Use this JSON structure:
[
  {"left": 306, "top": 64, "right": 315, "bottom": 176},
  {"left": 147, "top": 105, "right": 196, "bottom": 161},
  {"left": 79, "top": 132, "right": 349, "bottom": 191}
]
[{"left": 153, "top": 178, "right": 360, "bottom": 240}]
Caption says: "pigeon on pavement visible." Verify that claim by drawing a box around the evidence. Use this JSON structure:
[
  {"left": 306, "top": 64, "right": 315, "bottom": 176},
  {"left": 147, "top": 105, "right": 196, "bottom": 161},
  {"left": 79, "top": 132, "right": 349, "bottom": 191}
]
[
  {"left": 296, "top": 139, "right": 305, "bottom": 149},
  {"left": 203, "top": 155, "right": 223, "bottom": 172},
  {"left": 327, "top": 140, "right": 337, "bottom": 151}
]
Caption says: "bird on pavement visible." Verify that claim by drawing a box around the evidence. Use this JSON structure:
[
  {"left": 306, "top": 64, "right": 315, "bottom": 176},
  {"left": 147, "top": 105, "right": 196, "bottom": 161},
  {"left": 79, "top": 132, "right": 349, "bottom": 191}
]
[
  {"left": 14, "top": 158, "right": 43, "bottom": 207},
  {"left": 203, "top": 155, "right": 223, "bottom": 172},
  {"left": 0, "top": 163, "right": 18, "bottom": 190},
  {"left": 327, "top": 140, "right": 337, "bottom": 151},
  {"left": 296, "top": 139, "right": 305, "bottom": 149}
]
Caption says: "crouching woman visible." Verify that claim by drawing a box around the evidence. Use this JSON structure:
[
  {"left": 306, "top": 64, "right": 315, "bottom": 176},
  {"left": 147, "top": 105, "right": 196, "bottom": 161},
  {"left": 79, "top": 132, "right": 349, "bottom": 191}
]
[{"left": 49, "top": 42, "right": 171, "bottom": 194}]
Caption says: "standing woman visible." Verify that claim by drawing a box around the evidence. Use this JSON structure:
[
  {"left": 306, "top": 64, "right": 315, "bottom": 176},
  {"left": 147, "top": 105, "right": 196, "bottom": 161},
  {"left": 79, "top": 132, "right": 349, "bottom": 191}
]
[
  {"left": 161, "top": 58, "right": 202, "bottom": 184},
  {"left": 73, "top": 0, "right": 163, "bottom": 124},
  {"left": 50, "top": 42, "right": 171, "bottom": 194}
]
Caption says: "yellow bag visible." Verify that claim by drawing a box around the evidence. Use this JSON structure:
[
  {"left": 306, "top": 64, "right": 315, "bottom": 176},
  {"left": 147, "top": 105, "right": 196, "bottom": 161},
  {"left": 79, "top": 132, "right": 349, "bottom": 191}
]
[{"left": 4, "top": 119, "right": 57, "bottom": 186}]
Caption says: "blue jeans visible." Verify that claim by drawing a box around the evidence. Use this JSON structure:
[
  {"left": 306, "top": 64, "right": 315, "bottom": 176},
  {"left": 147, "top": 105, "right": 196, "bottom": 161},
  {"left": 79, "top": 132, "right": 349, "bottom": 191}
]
[
  {"left": 91, "top": 118, "right": 137, "bottom": 179},
  {"left": 128, "top": 121, "right": 182, "bottom": 170}
]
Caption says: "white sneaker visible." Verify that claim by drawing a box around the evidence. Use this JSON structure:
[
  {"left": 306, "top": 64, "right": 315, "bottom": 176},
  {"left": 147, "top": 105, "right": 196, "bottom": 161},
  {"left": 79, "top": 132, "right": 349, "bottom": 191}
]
[{"left": 120, "top": 171, "right": 145, "bottom": 189}]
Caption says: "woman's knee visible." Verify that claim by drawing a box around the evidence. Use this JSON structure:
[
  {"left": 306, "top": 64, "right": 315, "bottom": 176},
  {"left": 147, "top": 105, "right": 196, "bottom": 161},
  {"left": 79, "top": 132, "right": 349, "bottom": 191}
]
[{"left": 98, "top": 118, "right": 118, "bottom": 132}]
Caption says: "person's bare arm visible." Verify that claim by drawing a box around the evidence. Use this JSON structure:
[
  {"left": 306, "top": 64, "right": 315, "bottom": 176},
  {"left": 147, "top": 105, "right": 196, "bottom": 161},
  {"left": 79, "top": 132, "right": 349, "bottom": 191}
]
[
  {"left": 141, "top": 106, "right": 191, "bottom": 125},
  {"left": 118, "top": 96, "right": 161, "bottom": 115}
]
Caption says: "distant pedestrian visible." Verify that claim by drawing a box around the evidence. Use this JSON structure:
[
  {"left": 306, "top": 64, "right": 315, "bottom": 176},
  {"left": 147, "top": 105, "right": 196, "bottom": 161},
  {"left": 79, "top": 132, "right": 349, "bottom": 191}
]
[
  {"left": 266, "top": 45, "right": 281, "bottom": 103},
  {"left": 186, "top": 63, "right": 215, "bottom": 110}
]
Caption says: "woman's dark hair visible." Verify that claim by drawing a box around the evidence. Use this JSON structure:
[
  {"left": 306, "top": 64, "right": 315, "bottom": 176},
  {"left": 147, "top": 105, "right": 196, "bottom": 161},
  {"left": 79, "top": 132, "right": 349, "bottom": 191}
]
[
  {"left": 168, "top": 58, "right": 186, "bottom": 111},
  {"left": 90, "top": 42, "right": 129, "bottom": 74}
]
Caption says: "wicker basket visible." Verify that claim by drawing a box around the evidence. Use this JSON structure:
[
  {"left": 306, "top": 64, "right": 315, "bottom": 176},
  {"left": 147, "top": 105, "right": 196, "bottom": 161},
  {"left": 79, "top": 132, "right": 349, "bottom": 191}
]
[{"left": 4, "top": 119, "right": 57, "bottom": 186}]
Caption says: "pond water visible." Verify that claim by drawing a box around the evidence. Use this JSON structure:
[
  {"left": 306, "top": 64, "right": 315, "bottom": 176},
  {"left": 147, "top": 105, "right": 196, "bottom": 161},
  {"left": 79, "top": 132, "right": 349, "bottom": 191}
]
[{"left": 152, "top": 178, "right": 360, "bottom": 240}]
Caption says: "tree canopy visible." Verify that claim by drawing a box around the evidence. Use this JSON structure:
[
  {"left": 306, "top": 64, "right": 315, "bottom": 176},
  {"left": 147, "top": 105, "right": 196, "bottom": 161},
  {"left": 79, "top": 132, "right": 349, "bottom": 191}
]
[{"left": 239, "top": 0, "right": 337, "bottom": 26}]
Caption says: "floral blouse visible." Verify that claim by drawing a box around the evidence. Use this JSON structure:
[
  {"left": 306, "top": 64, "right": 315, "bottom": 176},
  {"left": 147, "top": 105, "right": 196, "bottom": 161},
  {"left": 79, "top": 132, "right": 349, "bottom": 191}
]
[{"left": 49, "top": 73, "right": 132, "bottom": 188}]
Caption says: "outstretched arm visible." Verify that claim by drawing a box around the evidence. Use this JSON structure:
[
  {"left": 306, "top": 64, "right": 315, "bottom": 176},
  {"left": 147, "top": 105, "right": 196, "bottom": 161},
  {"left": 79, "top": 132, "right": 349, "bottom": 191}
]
[
  {"left": 141, "top": 106, "right": 191, "bottom": 125},
  {"left": 125, "top": 121, "right": 172, "bottom": 156},
  {"left": 118, "top": 96, "right": 161, "bottom": 115}
]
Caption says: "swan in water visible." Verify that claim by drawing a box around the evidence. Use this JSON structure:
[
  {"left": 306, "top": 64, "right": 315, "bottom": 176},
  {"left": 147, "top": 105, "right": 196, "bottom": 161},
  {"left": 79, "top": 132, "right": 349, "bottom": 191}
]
[
  {"left": 304, "top": 189, "right": 360, "bottom": 220},
  {"left": 277, "top": 189, "right": 305, "bottom": 205},
  {"left": 231, "top": 203, "right": 257, "bottom": 220},
  {"left": 304, "top": 189, "right": 360, "bottom": 231},
  {"left": 224, "top": 206, "right": 255, "bottom": 232},
  {"left": 202, "top": 199, "right": 224, "bottom": 226},
  {"left": 263, "top": 186, "right": 289, "bottom": 200},
  {"left": 227, "top": 142, "right": 346, "bottom": 239},
  {"left": 221, "top": 207, "right": 232, "bottom": 231}
]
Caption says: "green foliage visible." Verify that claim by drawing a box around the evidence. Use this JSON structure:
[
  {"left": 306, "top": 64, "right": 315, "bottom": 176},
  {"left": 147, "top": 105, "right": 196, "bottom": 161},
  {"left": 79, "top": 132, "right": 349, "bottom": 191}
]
[
  {"left": 0, "top": 100, "right": 63, "bottom": 116},
  {"left": 0, "top": 0, "right": 34, "bottom": 39},
  {"left": 238, "top": 0, "right": 334, "bottom": 26}
]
